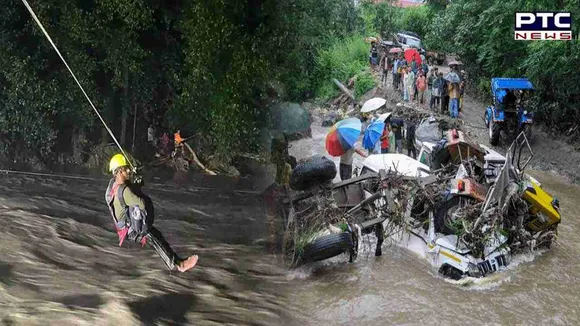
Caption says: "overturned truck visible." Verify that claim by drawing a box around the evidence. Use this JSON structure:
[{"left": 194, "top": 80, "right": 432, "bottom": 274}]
[{"left": 274, "top": 130, "right": 561, "bottom": 280}]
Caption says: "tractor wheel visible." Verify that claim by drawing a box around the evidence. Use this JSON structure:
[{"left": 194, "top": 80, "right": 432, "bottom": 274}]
[
  {"left": 484, "top": 111, "right": 490, "bottom": 128},
  {"left": 489, "top": 119, "right": 500, "bottom": 146},
  {"left": 289, "top": 155, "right": 336, "bottom": 191}
]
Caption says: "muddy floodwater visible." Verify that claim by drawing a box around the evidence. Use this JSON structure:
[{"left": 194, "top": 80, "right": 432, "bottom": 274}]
[
  {"left": 287, "top": 111, "right": 580, "bottom": 325},
  {"left": 0, "top": 173, "right": 302, "bottom": 325}
]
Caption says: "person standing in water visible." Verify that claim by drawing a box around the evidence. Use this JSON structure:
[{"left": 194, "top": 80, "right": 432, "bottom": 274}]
[{"left": 105, "top": 154, "right": 198, "bottom": 272}]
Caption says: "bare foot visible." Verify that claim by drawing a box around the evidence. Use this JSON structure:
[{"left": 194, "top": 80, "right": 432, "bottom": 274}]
[{"left": 177, "top": 255, "right": 198, "bottom": 272}]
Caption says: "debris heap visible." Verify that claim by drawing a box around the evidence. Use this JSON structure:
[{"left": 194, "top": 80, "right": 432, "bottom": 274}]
[{"left": 281, "top": 130, "right": 560, "bottom": 266}]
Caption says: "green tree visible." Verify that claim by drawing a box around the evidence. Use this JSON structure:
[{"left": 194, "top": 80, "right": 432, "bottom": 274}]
[{"left": 426, "top": 0, "right": 580, "bottom": 131}]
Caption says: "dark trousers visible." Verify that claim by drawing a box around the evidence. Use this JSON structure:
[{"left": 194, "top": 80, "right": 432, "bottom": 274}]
[
  {"left": 381, "top": 148, "right": 389, "bottom": 154},
  {"left": 129, "top": 187, "right": 181, "bottom": 270},
  {"left": 430, "top": 95, "right": 440, "bottom": 109},
  {"left": 441, "top": 96, "right": 450, "bottom": 114},
  {"left": 145, "top": 227, "right": 182, "bottom": 270},
  {"left": 339, "top": 163, "right": 352, "bottom": 181},
  {"left": 408, "top": 145, "right": 417, "bottom": 159}
]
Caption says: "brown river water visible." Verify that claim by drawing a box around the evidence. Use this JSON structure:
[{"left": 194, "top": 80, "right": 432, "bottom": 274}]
[{"left": 0, "top": 173, "right": 303, "bottom": 325}]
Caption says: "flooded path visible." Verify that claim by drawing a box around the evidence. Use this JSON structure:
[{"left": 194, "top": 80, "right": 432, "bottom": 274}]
[{"left": 288, "top": 98, "right": 580, "bottom": 325}]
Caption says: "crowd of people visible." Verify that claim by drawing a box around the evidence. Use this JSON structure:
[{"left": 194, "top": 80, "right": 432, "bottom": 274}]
[{"left": 370, "top": 42, "right": 466, "bottom": 119}]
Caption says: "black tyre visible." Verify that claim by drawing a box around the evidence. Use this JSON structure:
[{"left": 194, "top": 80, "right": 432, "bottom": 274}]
[
  {"left": 489, "top": 119, "right": 500, "bottom": 146},
  {"left": 301, "top": 232, "right": 354, "bottom": 263},
  {"left": 439, "top": 263, "right": 464, "bottom": 280},
  {"left": 484, "top": 111, "right": 490, "bottom": 128},
  {"left": 435, "top": 196, "right": 476, "bottom": 235},
  {"left": 290, "top": 155, "right": 337, "bottom": 191}
]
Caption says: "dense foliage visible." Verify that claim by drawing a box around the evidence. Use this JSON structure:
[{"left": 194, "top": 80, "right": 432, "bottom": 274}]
[
  {"left": 4, "top": 0, "right": 572, "bottom": 170},
  {"left": 313, "top": 36, "right": 371, "bottom": 100},
  {"left": 425, "top": 0, "right": 580, "bottom": 130},
  {"left": 0, "top": 0, "right": 366, "bottom": 168}
]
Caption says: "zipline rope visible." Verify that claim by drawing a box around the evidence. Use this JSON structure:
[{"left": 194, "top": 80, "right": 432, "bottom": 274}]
[
  {"left": 0, "top": 169, "right": 260, "bottom": 195},
  {"left": 20, "top": 0, "right": 134, "bottom": 169}
]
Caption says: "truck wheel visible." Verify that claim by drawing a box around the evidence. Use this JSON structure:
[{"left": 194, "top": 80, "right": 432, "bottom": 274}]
[
  {"left": 301, "top": 232, "right": 354, "bottom": 263},
  {"left": 489, "top": 119, "right": 500, "bottom": 146},
  {"left": 439, "top": 263, "right": 464, "bottom": 280},
  {"left": 434, "top": 196, "right": 476, "bottom": 235},
  {"left": 290, "top": 155, "right": 337, "bottom": 191}
]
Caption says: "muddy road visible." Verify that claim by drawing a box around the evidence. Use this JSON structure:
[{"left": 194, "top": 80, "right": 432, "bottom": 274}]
[
  {"left": 287, "top": 76, "right": 580, "bottom": 325},
  {"left": 0, "top": 173, "right": 302, "bottom": 325}
]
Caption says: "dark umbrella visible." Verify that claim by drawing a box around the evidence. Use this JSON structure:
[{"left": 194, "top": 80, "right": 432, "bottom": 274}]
[{"left": 272, "top": 102, "right": 311, "bottom": 134}]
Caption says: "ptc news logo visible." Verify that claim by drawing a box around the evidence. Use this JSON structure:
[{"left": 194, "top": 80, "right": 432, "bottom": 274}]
[{"left": 515, "top": 12, "right": 573, "bottom": 40}]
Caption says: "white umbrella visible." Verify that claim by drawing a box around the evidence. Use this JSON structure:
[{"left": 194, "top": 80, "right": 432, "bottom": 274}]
[
  {"left": 378, "top": 112, "right": 392, "bottom": 122},
  {"left": 361, "top": 97, "right": 387, "bottom": 113}
]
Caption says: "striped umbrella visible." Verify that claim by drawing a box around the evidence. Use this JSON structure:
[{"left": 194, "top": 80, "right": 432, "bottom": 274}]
[{"left": 325, "top": 118, "right": 362, "bottom": 156}]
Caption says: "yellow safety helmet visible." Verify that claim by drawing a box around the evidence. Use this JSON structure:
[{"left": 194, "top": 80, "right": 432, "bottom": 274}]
[{"left": 109, "top": 154, "right": 129, "bottom": 173}]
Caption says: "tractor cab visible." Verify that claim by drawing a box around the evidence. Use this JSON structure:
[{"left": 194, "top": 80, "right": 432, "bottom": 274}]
[{"left": 484, "top": 78, "right": 534, "bottom": 146}]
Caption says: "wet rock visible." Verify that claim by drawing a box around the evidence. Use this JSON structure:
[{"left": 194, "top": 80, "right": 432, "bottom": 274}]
[
  {"left": 233, "top": 154, "right": 268, "bottom": 177},
  {"left": 322, "top": 111, "right": 341, "bottom": 127},
  {"left": 207, "top": 156, "right": 241, "bottom": 177}
]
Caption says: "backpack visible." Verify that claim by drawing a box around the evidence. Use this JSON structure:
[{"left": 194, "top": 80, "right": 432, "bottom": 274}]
[{"left": 105, "top": 179, "right": 148, "bottom": 240}]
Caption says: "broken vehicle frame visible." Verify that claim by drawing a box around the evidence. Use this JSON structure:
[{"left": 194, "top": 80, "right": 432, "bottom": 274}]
[
  {"left": 352, "top": 129, "right": 560, "bottom": 279},
  {"left": 354, "top": 153, "right": 510, "bottom": 280},
  {"left": 284, "top": 171, "right": 392, "bottom": 264}
]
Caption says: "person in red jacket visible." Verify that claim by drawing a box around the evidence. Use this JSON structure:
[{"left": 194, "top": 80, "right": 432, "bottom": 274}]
[
  {"left": 380, "top": 123, "right": 390, "bottom": 153},
  {"left": 416, "top": 72, "right": 427, "bottom": 105}
]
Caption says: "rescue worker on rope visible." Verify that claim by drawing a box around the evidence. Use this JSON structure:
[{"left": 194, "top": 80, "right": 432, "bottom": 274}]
[{"left": 105, "top": 154, "right": 198, "bottom": 272}]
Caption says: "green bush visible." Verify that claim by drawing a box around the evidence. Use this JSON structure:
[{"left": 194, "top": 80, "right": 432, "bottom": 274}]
[
  {"left": 354, "top": 68, "right": 376, "bottom": 99},
  {"left": 313, "top": 36, "right": 370, "bottom": 100}
]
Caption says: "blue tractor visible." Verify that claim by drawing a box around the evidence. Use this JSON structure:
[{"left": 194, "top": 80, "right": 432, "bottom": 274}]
[{"left": 484, "top": 78, "right": 534, "bottom": 146}]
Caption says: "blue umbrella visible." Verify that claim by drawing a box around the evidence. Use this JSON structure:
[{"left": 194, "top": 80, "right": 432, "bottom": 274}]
[{"left": 363, "top": 120, "right": 385, "bottom": 150}]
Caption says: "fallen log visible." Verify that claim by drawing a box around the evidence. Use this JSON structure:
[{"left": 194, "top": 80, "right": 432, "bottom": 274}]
[
  {"left": 183, "top": 142, "right": 217, "bottom": 175},
  {"left": 332, "top": 78, "right": 356, "bottom": 102}
]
